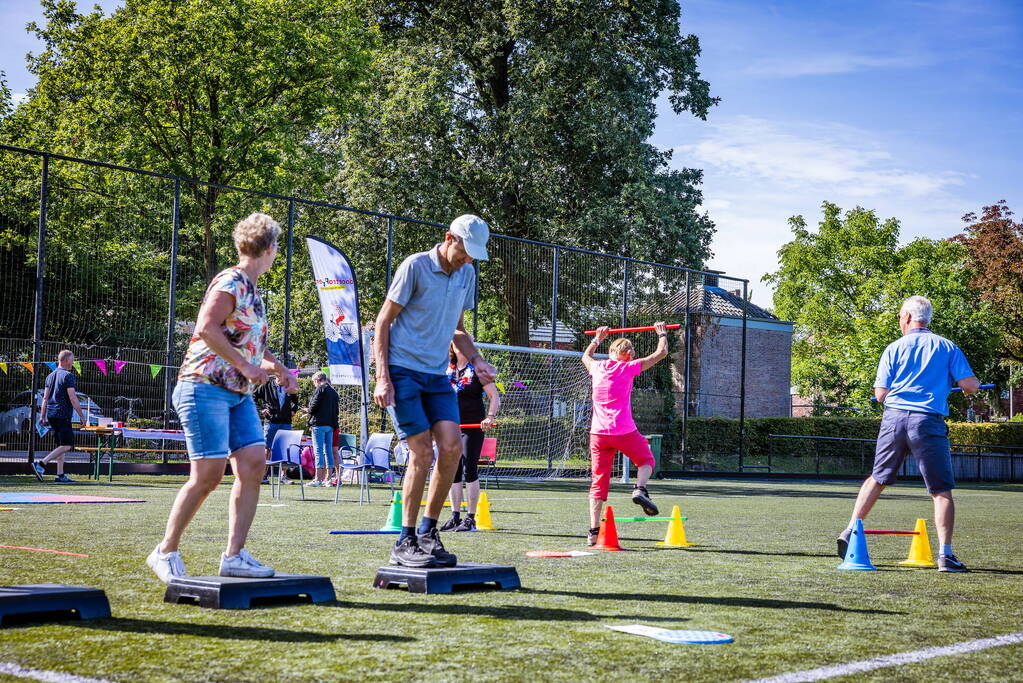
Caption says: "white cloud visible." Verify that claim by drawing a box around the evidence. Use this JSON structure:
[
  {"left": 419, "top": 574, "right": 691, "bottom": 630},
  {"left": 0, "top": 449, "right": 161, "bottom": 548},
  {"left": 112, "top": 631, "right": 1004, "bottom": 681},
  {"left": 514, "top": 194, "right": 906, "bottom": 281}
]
[
  {"left": 670, "top": 116, "right": 975, "bottom": 310},
  {"left": 745, "top": 52, "right": 931, "bottom": 78}
]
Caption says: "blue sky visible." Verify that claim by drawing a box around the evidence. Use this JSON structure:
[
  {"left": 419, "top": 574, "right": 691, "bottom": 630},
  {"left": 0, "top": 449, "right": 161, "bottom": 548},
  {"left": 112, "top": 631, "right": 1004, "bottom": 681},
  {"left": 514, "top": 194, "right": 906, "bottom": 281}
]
[{"left": 3, "top": 1, "right": 1021, "bottom": 308}]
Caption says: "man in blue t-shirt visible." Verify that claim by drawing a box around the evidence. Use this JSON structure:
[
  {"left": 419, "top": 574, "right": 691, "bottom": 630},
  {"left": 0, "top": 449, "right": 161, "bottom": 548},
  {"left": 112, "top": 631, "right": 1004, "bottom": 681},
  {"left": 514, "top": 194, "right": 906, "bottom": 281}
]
[
  {"left": 33, "top": 350, "right": 87, "bottom": 483},
  {"left": 837, "top": 296, "right": 980, "bottom": 572}
]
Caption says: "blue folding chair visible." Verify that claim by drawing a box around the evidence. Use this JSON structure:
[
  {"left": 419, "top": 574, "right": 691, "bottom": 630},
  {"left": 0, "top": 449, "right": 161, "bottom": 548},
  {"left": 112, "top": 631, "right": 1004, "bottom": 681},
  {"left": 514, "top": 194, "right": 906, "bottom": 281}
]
[
  {"left": 337, "top": 432, "right": 395, "bottom": 504},
  {"left": 266, "top": 429, "right": 305, "bottom": 500}
]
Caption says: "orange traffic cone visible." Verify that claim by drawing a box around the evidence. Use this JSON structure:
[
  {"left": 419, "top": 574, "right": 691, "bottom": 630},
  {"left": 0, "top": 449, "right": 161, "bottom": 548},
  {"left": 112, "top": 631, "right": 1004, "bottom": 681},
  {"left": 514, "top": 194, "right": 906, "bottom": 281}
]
[{"left": 594, "top": 505, "right": 624, "bottom": 551}]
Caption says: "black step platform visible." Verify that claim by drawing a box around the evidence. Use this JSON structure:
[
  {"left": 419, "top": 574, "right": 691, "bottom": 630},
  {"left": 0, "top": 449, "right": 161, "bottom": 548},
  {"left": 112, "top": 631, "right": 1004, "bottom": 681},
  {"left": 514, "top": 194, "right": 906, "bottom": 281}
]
[
  {"left": 164, "top": 573, "right": 335, "bottom": 609},
  {"left": 0, "top": 584, "right": 111, "bottom": 625},
  {"left": 373, "top": 562, "right": 520, "bottom": 594}
]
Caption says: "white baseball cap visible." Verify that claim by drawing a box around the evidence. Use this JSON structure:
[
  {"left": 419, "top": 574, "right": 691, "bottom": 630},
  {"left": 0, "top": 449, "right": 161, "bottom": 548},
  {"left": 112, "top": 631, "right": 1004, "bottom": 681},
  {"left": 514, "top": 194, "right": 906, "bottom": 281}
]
[{"left": 449, "top": 214, "right": 490, "bottom": 261}]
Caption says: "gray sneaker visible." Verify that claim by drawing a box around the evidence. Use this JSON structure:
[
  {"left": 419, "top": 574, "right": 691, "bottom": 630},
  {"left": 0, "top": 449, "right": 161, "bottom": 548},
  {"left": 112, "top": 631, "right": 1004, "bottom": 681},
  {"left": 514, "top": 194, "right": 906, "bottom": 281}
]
[
  {"left": 631, "top": 486, "right": 658, "bottom": 516},
  {"left": 389, "top": 535, "right": 437, "bottom": 568},
  {"left": 417, "top": 528, "right": 457, "bottom": 567},
  {"left": 938, "top": 553, "right": 968, "bottom": 573},
  {"left": 837, "top": 528, "right": 852, "bottom": 559},
  {"left": 31, "top": 460, "right": 45, "bottom": 482}
]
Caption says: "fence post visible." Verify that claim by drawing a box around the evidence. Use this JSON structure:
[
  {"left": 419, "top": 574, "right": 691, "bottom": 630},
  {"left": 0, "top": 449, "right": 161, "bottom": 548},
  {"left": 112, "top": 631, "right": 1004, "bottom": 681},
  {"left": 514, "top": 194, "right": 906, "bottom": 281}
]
[
  {"left": 547, "top": 247, "right": 560, "bottom": 470},
  {"left": 28, "top": 154, "right": 49, "bottom": 464},
  {"left": 621, "top": 260, "right": 629, "bottom": 328},
  {"left": 162, "top": 178, "right": 181, "bottom": 447},
  {"left": 282, "top": 199, "right": 295, "bottom": 366},
  {"left": 681, "top": 271, "right": 692, "bottom": 465},
  {"left": 738, "top": 280, "right": 748, "bottom": 471},
  {"left": 385, "top": 217, "right": 394, "bottom": 290},
  {"left": 472, "top": 260, "right": 479, "bottom": 339}
]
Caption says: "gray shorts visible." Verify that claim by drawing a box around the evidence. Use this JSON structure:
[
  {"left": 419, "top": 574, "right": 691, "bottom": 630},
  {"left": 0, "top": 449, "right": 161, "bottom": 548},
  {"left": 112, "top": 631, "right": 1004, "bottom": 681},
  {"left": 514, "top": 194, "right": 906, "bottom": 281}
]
[{"left": 873, "top": 408, "right": 954, "bottom": 493}]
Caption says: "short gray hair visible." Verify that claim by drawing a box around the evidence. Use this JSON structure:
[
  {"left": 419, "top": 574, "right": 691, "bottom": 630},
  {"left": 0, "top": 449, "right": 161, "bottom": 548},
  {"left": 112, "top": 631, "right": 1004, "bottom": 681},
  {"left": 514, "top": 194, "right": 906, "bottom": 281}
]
[
  {"left": 233, "top": 212, "right": 281, "bottom": 258},
  {"left": 900, "top": 296, "right": 932, "bottom": 325},
  {"left": 312, "top": 371, "right": 328, "bottom": 383}
]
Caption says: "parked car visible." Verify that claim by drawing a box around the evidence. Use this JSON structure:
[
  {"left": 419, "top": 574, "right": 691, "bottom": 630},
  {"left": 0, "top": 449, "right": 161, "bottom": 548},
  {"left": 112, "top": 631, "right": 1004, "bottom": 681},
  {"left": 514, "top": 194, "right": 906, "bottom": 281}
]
[{"left": 0, "top": 390, "right": 105, "bottom": 435}]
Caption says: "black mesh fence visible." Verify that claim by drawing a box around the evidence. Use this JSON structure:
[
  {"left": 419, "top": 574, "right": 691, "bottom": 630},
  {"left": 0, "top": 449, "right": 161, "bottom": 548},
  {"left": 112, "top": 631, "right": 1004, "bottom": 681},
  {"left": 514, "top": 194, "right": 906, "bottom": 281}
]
[{"left": 0, "top": 144, "right": 756, "bottom": 474}]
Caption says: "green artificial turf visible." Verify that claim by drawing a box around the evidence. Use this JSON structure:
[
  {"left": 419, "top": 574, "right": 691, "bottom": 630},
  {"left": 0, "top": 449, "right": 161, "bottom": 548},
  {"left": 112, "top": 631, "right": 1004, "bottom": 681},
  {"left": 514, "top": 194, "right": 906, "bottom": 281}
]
[{"left": 1, "top": 475, "right": 1022, "bottom": 682}]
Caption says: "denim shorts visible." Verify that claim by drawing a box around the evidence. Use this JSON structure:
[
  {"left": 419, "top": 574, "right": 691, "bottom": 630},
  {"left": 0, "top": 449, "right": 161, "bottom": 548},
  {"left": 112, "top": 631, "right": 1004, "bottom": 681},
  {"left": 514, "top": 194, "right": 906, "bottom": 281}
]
[
  {"left": 873, "top": 408, "right": 955, "bottom": 493},
  {"left": 172, "top": 380, "right": 264, "bottom": 460},
  {"left": 389, "top": 365, "right": 460, "bottom": 439}
]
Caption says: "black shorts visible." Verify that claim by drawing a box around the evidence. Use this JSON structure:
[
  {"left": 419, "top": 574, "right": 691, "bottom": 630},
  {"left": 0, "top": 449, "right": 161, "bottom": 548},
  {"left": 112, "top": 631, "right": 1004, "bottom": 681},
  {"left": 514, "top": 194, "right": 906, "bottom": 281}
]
[{"left": 49, "top": 417, "right": 75, "bottom": 447}]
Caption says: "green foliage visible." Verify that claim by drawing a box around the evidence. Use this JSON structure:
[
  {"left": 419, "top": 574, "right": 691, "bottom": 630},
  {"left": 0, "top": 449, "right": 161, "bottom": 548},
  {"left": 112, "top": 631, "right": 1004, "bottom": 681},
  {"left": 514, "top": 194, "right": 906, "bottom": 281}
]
[
  {"left": 334, "top": 0, "right": 718, "bottom": 345},
  {"left": 764, "top": 202, "right": 1006, "bottom": 417}
]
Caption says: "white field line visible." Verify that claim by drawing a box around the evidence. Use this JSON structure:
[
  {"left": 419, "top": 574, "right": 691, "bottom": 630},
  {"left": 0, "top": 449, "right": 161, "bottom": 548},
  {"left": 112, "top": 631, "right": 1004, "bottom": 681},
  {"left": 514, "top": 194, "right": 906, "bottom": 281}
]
[
  {"left": 744, "top": 632, "right": 1023, "bottom": 683},
  {"left": 0, "top": 661, "right": 113, "bottom": 683}
]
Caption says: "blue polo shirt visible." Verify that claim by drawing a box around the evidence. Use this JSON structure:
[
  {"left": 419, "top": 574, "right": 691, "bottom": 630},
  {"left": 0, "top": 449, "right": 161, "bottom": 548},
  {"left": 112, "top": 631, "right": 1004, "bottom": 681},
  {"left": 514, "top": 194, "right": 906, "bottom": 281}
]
[
  {"left": 386, "top": 245, "right": 476, "bottom": 375},
  {"left": 874, "top": 328, "right": 974, "bottom": 416}
]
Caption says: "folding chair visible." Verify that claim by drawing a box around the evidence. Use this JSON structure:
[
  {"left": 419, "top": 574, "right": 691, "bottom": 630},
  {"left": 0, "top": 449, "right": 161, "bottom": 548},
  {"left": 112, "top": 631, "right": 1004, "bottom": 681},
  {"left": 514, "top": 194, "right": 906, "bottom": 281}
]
[
  {"left": 266, "top": 429, "right": 305, "bottom": 500},
  {"left": 478, "top": 437, "right": 500, "bottom": 489},
  {"left": 336, "top": 432, "right": 396, "bottom": 504},
  {"left": 332, "top": 432, "right": 360, "bottom": 504}
]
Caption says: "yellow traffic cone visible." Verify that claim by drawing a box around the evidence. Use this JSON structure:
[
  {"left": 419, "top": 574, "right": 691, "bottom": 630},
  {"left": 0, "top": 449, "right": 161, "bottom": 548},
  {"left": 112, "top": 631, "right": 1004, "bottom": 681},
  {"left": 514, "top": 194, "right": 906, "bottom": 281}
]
[
  {"left": 475, "top": 491, "right": 495, "bottom": 530},
  {"left": 655, "top": 505, "right": 694, "bottom": 547},
  {"left": 897, "top": 518, "right": 936, "bottom": 567}
]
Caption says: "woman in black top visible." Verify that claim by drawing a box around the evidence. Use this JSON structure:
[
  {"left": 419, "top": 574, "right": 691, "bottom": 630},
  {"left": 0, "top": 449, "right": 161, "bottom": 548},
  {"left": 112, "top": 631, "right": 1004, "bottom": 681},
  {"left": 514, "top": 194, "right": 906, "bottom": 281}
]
[
  {"left": 307, "top": 371, "right": 340, "bottom": 486},
  {"left": 441, "top": 343, "right": 500, "bottom": 531}
]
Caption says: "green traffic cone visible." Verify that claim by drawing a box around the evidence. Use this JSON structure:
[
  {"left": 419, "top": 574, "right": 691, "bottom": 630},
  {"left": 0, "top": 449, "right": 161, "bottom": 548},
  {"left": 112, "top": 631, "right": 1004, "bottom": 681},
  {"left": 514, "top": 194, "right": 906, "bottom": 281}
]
[{"left": 380, "top": 490, "right": 403, "bottom": 531}]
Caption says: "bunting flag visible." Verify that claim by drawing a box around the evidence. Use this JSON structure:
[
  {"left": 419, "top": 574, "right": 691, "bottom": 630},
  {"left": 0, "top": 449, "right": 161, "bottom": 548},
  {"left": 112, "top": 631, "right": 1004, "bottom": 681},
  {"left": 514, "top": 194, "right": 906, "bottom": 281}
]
[
  {"left": 0, "top": 362, "right": 7, "bottom": 374},
  {"left": 114, "top": 360, "right": 127, "bottom": 374},
  {"left": 45, "top": 362, "right": 57, "bottom": 371},
  {"left": 290, "top": 368, "right": 300, "bottom": 377},
  {"left": 321, "top": 366, "right": 329, "bottom": 374},
  {"left": 93, "top": 360, "right": 107, "bottom": 376},
  {"left": 73, "top": 361, "right": 82, "bottom": 374},
  {"left": 20, "top": 362, "right": 33, "bottom": 373},
  {"left": 513, "top": 381, "right": 526, "bottom": 388},
  {"left": 149, "top": 364, "right": 162, "bottom": 379},
  {"left": 496, "top": 382, "right": 505, "bottom": 393}
]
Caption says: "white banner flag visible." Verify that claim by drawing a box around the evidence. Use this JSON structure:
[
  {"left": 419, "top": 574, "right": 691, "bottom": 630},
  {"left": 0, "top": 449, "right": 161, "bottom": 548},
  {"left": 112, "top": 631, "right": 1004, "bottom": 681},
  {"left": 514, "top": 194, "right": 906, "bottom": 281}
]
[{"left": 306, "top": 236, "right": 364, "bottom": 386}]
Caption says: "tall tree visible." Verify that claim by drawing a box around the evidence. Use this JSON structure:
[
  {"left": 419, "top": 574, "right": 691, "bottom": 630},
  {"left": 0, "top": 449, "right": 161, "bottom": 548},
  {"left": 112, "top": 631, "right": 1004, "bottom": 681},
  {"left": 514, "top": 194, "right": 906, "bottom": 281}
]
[
  {"left": 765, "top": 202, "right": 1004, "bottom": 415},
  {"left": 954, "top": 201, "right": 1023, "bottom": 364},
  {"left": 333, "top": 0, "right": 717, "bottom": 345},
  {"left": 9, "top": 0, "right": 374, "bottom": 281}
]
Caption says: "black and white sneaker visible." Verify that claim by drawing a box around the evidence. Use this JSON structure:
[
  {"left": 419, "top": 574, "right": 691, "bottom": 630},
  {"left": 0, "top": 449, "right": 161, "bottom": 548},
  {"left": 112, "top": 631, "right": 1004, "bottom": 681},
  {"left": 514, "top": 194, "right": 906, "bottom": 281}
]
[
  {"left": 417, "top": 528, "right": 457, "bottom": 567},
  {"left": 587, "top": 528, "right": 599, "bottom": 547},
  {"left": 938, "top": 553, "right": 969, "bottom": 573},
  {"left": 439, "top": 515, "right": 461, "bottom": 532},
  {"left": 837, "top": 528, "right": 852, "bottom": 559},
  {"left": 454, "top": 516, "right": 476, "bottom": 532},
  {"left": 31, "top": 460, "right": 45, "bottom": 482},
  {"left": 389, "top": 536, "right": 437, "bottom": 568},
  {"left": 54, "top": 473, "right": 74, "bottom": 483},
  {"left": 631, "top": 486, "right": 658, "bottom": 516}
]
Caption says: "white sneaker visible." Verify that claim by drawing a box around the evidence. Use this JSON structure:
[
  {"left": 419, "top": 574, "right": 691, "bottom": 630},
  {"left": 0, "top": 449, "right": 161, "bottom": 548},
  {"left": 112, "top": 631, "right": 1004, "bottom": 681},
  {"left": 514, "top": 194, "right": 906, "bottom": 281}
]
[
  {"left": 146, "top": 544, "right": 187, "bottom": 583},
  {"left": 219, "top": 548, "right": 275, "bottom": 578},
  {"left": 307, "top": 480, "right": 323, "bottom": 487}
]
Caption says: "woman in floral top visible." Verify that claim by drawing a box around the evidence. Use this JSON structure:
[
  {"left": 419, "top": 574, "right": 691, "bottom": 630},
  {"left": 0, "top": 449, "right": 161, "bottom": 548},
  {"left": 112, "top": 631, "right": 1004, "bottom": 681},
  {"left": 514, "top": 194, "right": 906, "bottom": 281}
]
[{"left": 147, "top": 213, "right": 298, "bottom": 583}]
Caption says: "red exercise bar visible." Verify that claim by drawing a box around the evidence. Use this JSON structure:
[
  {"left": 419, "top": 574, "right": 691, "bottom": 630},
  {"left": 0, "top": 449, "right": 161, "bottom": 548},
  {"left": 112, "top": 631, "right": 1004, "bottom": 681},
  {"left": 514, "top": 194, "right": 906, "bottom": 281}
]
[
  {"left": 583, "top": 324, "right": 681, "bottom": 335},
  {"left": 864, "top": 530, "right": 918, "bottom": 535},
  {"left": 459, "top": 423, "right": 496, "bottom": 429}
]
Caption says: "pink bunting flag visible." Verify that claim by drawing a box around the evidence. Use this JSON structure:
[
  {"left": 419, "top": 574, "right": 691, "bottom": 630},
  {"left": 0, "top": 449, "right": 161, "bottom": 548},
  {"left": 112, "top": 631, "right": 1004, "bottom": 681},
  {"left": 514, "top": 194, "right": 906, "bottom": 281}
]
[
  {"left": 513, "top": 381, "right": 526, "bottom": 389},
  {"left": 94, "top": 360, "right": 108, "bottom": 376},
  {"left": 114, "top": 360, "right": 127, "bottom": 374},
  {"left": 290, "top": 369, "right": 300, "bottom": 376}
]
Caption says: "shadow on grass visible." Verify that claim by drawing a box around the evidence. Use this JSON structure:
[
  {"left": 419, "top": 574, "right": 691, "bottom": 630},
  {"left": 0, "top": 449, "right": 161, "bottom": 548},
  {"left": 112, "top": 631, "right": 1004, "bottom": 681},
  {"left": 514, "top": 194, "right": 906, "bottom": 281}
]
[
  {"left": 683, "top": 547, "right": 836, "bottom": 559},
  {"left": 60, "top": 617, "right": 414, "bottom": 642},
  {"left": 330, "top": 599, "right": 682, "bottom": 623},
  {"left": 523, "top": 590, "right": 904, "bottom": 615}
]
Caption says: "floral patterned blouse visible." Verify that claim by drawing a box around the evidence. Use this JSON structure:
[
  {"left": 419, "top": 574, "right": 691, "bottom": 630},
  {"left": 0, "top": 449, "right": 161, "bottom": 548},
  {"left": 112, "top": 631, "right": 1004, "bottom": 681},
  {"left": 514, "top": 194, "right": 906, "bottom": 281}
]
[{"left": 178, "top": 267, "right": 268, "bottom": 394}]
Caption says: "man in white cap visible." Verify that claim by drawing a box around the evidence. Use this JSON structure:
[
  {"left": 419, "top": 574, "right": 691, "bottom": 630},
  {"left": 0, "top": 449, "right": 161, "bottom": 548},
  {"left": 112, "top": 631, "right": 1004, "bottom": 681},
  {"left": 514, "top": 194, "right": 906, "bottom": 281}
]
[{"left": 373, "top": 214, "right": 497, "bottom": 567}]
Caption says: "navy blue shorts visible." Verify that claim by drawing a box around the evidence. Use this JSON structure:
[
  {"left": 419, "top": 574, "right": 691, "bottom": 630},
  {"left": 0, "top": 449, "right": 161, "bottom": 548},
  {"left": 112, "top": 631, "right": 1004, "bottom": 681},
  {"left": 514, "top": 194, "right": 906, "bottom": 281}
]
[
  {"left": 873, "top": 408, "right": 955, "bottom": 493},
  {"left": 48, "top": 417, "right": 75, "bottom": 447},
  {"left": 389, "top": 365, "right": 459, "bottom": 439}
]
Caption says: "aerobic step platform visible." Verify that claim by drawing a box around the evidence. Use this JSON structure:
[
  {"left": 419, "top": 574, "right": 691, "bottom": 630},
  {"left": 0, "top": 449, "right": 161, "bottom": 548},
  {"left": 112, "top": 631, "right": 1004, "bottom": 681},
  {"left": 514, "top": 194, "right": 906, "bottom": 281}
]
[
  {"left": 373, "top": 562, "right": 520, "bottom": 594},
  {"left": 164, "top": 574, "right": 335, "bottom": 609},
  {"left": 0, "top": 584, "right": 111, "bottom": 625}
]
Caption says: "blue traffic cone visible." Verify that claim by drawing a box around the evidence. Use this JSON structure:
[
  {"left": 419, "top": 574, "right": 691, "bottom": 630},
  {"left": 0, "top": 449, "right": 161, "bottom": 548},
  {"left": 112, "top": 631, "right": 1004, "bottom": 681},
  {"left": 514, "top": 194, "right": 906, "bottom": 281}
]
[{"left": 838, "top": 519, "right": 876, "bottom": 571}]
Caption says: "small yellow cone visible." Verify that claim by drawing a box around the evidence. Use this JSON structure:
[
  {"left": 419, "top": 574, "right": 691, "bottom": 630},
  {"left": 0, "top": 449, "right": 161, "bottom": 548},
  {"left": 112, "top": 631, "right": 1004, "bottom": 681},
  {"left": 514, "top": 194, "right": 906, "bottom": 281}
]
[
  {"left": 475, "top": 491, "right": 495, "bottom": 530},
  {"left": 655, "top": 505, "right": 694, "bottom": 547},
  {"left": 897, "top": 518, "right": 936, "bottom": 567}
]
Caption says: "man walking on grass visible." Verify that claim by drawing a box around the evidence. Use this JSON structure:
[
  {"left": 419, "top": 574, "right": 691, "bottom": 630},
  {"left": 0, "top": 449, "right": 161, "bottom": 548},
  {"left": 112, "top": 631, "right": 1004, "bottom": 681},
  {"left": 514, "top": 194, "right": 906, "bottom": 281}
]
[
  {"left": 33, "top": 350, "right": 86, "bottom": 483},
  {"left": 373, "top": 214, "right": 496, "bottom": 568},
  {"left": 837, "top": 296, "right": 980, "bottom": 572}
]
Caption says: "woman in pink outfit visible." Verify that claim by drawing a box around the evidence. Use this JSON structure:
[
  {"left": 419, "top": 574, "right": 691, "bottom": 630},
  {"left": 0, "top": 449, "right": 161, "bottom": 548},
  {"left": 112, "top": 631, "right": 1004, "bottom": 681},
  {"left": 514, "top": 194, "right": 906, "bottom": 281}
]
[{"left": 582, "top": 321, "right": 669, "bottom": 546}]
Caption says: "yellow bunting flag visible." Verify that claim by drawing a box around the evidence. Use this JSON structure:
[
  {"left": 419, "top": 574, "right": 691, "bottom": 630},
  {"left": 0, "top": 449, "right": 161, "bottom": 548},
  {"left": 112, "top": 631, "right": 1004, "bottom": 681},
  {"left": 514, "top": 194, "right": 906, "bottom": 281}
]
[
  {"left": 73, "top": 361, "right": 82, "bottom": 374},
  {"left": 0, "top": 362, "right": 7, "bottom": 374}
]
